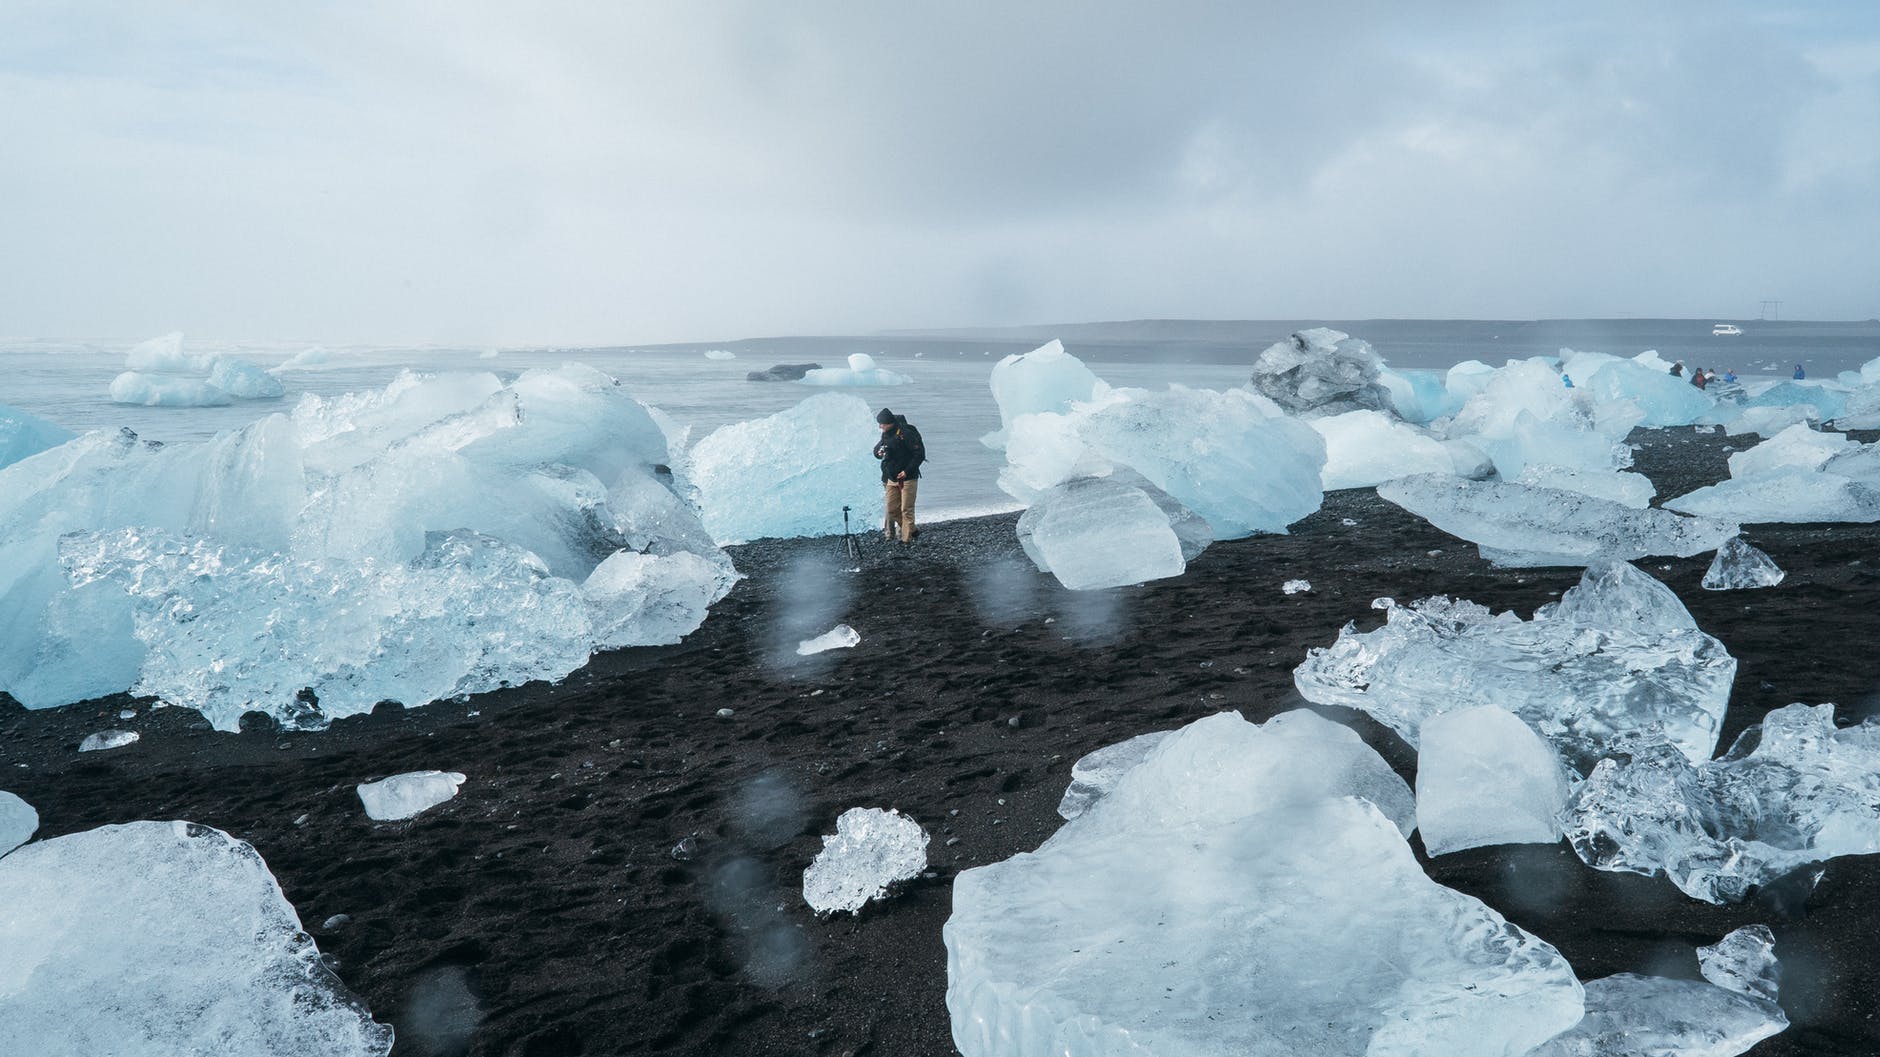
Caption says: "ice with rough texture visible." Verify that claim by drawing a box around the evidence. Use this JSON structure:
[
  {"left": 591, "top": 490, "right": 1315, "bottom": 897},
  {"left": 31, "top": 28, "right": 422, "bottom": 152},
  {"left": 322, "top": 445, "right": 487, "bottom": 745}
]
[
  {"left": 1015, "top": 475, "right": 1191, "bottom": 590},
  {"left": 946, "top": 713, "right": 1581, "bottom": 1057},
  {"left": 1666, "top": 467, "right": 1880, "bottom": 524},
  {"left": 802, "top": 807, "right": 928, "bottom": 914},
  {"left": 1529, "top": 926, "right": 1786, "bottom": 1057},
  {"left": 1312, "top": 409, "right": 1457, "bottom": 489},
  {"left": 0, "top": 820, "right": 393, "bottom": 1056},
  {"left": 108, "top": 371, "right": 233, "bottom": 407},
  {"left": 3, "top": 365, "right": 736, "bottom": 727},
  {"left": 1565, "top": 702, "right": 1880, "bottom": 903},
  {"left": 1297, "top": 562, "right": 1736, "bottom": 770},
  {"left": 209, "top": 357, "right": 287, "bottom": 399},
  {"left": 357, "top": 771, "right": 465, "bottom": 821},
  {"left": 981, "top": 339, "right": 1106, "bottom": 449},
  {"left": 1248, "top": 327, "right": 1393, "bottom": 414},
  {"left": 0, "top": 403, "right": 74, "bottom": 471},
  {"left": 1703, "top": 538, "right": 1785, "bottom": 590},
  {"left": 1515, "top": 464, "right": 1656, "bottom": 509},
  {"left": 798, "top": 352, "right": 912, "bottom": 387},
  {"left": 796, "top": 624, "right": 860, "bottom": 656},
  {"left": 77, "top": 729, "right": 139, "bottom": 752},
  {"left": 1283, "top": 578, "right": 1311, "bottom": 594},
  {"left": 686, "top": 392, "right": 882, "bottom": 543},
  {"left": 0, "top": 791, "right": 37, "bottom": 856},
  {"left": 1054, "top": 730, "right": 1173, "bottom": 820},
  {"left": 1727, "top": 424, "right": 1852, "bottom": 479},
  {"left": 1416, "top": 706, "right": 1573, "bottom": 855},
  {"left": 1379, "top": 473, "right": 1737, "bottom": 567}
]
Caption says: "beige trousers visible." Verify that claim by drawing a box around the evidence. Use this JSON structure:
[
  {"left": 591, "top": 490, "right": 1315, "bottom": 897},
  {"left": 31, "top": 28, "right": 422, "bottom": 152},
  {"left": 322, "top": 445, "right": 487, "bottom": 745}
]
[{"left": 883, "top": 479, "right": 918, "bottom": 540}]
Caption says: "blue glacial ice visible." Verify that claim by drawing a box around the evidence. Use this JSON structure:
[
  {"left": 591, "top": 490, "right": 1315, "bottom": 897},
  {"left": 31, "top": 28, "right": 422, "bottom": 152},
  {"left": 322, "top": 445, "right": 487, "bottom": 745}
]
[
  {"left": 981, "top": 339, "right": 1107, "bottom": 449},
  {"left": 1, "top": 365, "right": 738, "bottom": 729},
  {"left": 1666, "top": 466, "right": 1880, "bottom": 524},
  {"left": 1726, "top": 423, "right": 1851, "bottom": 478},
  {"left": 1514, "top": 463, "right": 1656, "bottom": 508},
  {"left": 0, "top": 820, "right": 392, "bottom": 1057},
  {"left": 1295, "top": 562, "right": 1736, "bottom": 769},
  {"left": 122, "top": 331, "right": 214, "bottom": 373},
  {"left": 684, "top": 391, "right": 884, "bottom": 544},
  {"left": 1724, "top": 404, "right": 1818, "bottom": 437},
  {"left": 1054, "top": 729, "right": 1174, "bottom": 820},
  {"left": 946, "top": 710, "right": 1582, "bottom": 1057},
  {"left": 1311, "top": 409, "right": 1458, "bottom": 489},
  {"left": 0, "top": 790, "right": 37, "bottom": 857},
  {"left": 1415, "top": 705, "right": 1574, "bottom": 856},
  {"left": 1015, "top": 473, "right": 1206, "bottom": 590},
  {"left": 209, "top": 357, "right": 287, "bottom": 399},
  {"left": 0, "top": 402, "right": 74, "bottom": 471},
  {"left": 108, "top": 371, "right": 233, "bottom": 407},
  {"left": 798, "top": 352, "right": 912, "bottom": 387}
]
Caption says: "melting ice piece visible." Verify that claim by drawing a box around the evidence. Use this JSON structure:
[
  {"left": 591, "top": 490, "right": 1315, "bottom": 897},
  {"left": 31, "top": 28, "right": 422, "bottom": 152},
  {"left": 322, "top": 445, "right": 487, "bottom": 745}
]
[
  {"left": 0, "top": 402, "right": 74, "bottom": 471},
  {"left": 981, "top": 339, "right": 1106, "bottom": 449},
  {"left": 1528, "top": 926, "right": 1786, "bottom": 1057},
  {"left": 0, "top": 791, "right": 38, "bottom": 856},
  {"left": 687, "top": 392, "right": 883, "bottom": 543},
  {"left": 1565, "top": 702, "right": 1880, "bottom": 903},
  {"left": 1378, "top": 473, "right": 1737, "bottom": 567},
  {"left": 1666, "top": 467, "right": 1880, "bottom": 524},
  {"left": 802, "top": 807, "right": 928, "bottom": 914},
  {"left": 1514, "top": 464, "right": 1656, "bottom": 509},
  {"left": 1702, "top": 538, "right": 1785, "bottom": 590},
  {"left": 1295, "top": 562, "right": 1735, "bottom": 769},
  {"left": 702, "top": 349, "right": 736, "bottom": 360},
  {"left": 0, "top": 820, "right": 393, "bottom": 1056},
  {"left": 947, "top": 713, "right": 1580, "bottom": 1057},
  {"left": 357, "top": 771, "right": 465, "bottom": 821},
  {"left": 798, "top": 352, "right": 912, "bottom": 387},
  {"left": 1311, "top": 409, "right": 1457, "bottom": 489},
  {"left": 1055, "top": 729, "right": 1173, "bottom": 821},
  {"left": 796, "top": 624, "right": 860, "bottom": 656},
  {"left": 108, "top": 371, "right": 233, "bottom": 407},
  {"left": 1415, "top": 705, "right": 1573, "bottom": 855},
  {"left": 583, "top": 549, "right": 738, "bottom": 649},
  {"left": 1282, "top": 578, "right": 1311, "bottom": 594},
  {"left": 208, "top": 358, "right": 286, "bottom": 399},
  {"left": 77, "top": 730, "right": 139, "bottom": 753},
  {"left": 1248, "top": 327, "right": 1393, "bottom": 414},
  {"left": 1727, "top": 423, "right": 1853, "bottom": 479},
  {"left": 1016, "top": 475, "right": 1195, "bottom": 590}
]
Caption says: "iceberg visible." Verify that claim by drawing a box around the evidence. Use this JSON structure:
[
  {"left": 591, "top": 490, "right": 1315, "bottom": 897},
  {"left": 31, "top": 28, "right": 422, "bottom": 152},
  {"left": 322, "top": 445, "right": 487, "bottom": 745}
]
[
  {"left": 1054, "top": 729, "right": 1174, "bottom": 820},
  {"left": 799, "top": 352, "right": 912, "bottom": 387},
  {"left": 1311, "top": 409, "right": 1457, "bottom": 489},
  {"left": 1702, "top": 537, "right": 1785, "bottom": 590},
  {"left": 357, "top": 771, "right": 464, "bottom": 821},
  {"left": 208, "top": 357, "right": 287, "bottom": 399},
  {"left": 1565, "top": 702, "right": 1880, "bottom": 903},
  {"left": 981, "top": 340, "right": 1106, "bottom": 449},
  {"left": 1725, "top": 404, "right": 1818, "bottom": 438},
  {"left": 122, "top": 331, "right": 214, "bottom": 373},
  {"left": 685, "top": 392, "right": 882, "bottom": 543},
  {"left": 1514, "top": 464, "right": 1656, "bottom": 509},
  {"left": 1576, "top": 356, "right": 1714, "bottom": 427},
  {"left": 802, "top": 807, "right": 928, "bottom": 914},
  {"left": 796, "top": 623, "right": 860, "bottom": 656},
  {"left": 0, "top": 790, "right": 36, "bottom": 856},
  {"left": 1744, "top": 380, "right": 1845, "bottom": 421},
  {"left": 1665, "top": 466, "right": 1880, "bottom": 524},
  {"left": 1248, "top": 327, "right": 1393, "bottom": 414},
  {"left": 702, "top": 348, "right": 737, "bottom": 360},
  {"left": 1295, "top": 562, "right": 1736, "bottom": 769},
  {"left": 1727, "top": 423, "right": 1852, "bottom": 479},
  {"left": 1528, "top": 926, "right": 1787, "bottom": 1057},
  {"left": 946, "top": 714, "right": 1580, "bottom": 1057},
  {"left": 1378, "top": 474, "right": 1737, "bottom": 567},
  {"left": 1377, "top": 366, "right": 1459, "bottom": 423},
  {"left": 0, "top": 403, "right": 74, "bottom": 471},
  {"left": 1015, "top": 474, "right": 1191, "bottom": 590},
  {"left": 108, "top": 371, "right": 233, "bottom": 407},
  {"left": 1416, "top": 705, "right": 1573, "bottom": 856},
  {"left": 745, "top": 362, "right": 820, "bottom": 382},
  {"left": 273, "top": 346, "right": 330, "bottom": 371},
  {"left": 0, "top": 820, "right": 392, "bottom": 1057}
]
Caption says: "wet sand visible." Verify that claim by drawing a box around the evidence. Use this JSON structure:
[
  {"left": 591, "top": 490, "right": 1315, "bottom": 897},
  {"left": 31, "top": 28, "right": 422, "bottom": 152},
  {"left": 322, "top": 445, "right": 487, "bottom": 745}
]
[{"left": 4, "top": 426, "right": 1879, "bottom": 1056}]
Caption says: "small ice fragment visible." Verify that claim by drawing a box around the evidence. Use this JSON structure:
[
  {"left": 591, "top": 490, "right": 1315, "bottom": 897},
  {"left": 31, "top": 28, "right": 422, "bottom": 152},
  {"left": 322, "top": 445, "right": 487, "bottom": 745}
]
[
  {"left": 1282, "top": 579, "right": 1311, "bottom": 595},
  {"left": 322, "top": 913, "right": 352, "bottom": 931},
  {"left": 356, "top": 771, "right": 465, "bottom": 821},
  {"left": 1415, "top": 706, "right": 1572, "bottom": 855},
  {"left": 703, "top": 349, "right": 737, "bottom": 360},
  {"left": 0, "top": 791, "right": 38, "bottom": 856},
  {"left": 118, "top": 709, "right": 135, "bottom": 720},
  {"left": 715, "top": 708, "right": 735, "bottom": 718},
  {"left": 797, "top": 624, "right": 860, "bottom": 656},
  {"left": 77, "top": 730, "right": 138, "bottom": 753},
  {"left": 1341, "top": 517, "right": 1359, "bottom": 526},
  {"left": 802, "top": 807, "right": 928, "bottom": 914},
  {"left": 1702, "top": 538, "right": 1785, "bottom": 590},
  {"left": 1699, "top": 925, "right": 1781, "bottom": 1002}
]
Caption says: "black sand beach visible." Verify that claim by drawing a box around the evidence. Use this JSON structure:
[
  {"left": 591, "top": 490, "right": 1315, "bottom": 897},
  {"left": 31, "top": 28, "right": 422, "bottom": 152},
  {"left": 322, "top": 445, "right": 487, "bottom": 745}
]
[{"left": 5, "top": 427, "right": 1880, "bottom": 1057}]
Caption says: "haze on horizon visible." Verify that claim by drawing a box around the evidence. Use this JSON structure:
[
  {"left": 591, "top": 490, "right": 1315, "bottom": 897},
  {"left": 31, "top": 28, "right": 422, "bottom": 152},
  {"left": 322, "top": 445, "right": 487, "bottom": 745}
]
[{"left": 2, "top": 1, "right": 1877, "bottom": 347}]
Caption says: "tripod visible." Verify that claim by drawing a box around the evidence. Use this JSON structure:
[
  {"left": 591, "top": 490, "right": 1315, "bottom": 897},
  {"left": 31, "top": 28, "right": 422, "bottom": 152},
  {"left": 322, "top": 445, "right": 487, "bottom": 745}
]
[{"left": 841, "top": 505, "right": 860, "bottom": 563}]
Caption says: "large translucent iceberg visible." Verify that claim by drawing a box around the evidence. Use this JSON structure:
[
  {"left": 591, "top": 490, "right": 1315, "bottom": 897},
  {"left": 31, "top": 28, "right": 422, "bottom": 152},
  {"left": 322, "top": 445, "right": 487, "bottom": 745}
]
[
  {"left": 1665, "top": 466, "right": 1880, "bottom": 524},
  {"left": 2, "top": 365, "right": 737, "bottom": 728},
  {"left": 684, "top": 392, "right": 883, "bottom": 543},
  {"left": 1295, "top": 562, "right": 1736, "bottom": 769},
  {"left": 0, "top": 820, "right": 392, "bottom": 1056},
  {"left": 1311, "top": 409, "right": 1457, "bottom": 489},
  {"left": 802, "top": 807, "right": 928, "bottom": 914},
  {"left": 1514, "top": 464, "right": 1656, "bottom": 509},
  {"left": 1727, "top": 423, "right": 1852, "bottom": 478},
  {"left": 1565, "top": 702, "right": 1880, "bottom": 903},
  {"left": 108, "top": 371, "right": 233, "bottom": 407},
  {"left": 1248, "top": 327, "right": 1393, "bottom": 414},
  {"left": 1744, "top": 380, "right": 1845, "bottom": 421},
  {"left": 946, "top": 713, "right": 1581, "bottom": 1057},
  {"left": 981, "top": 339, "right": 1106, "bottom": 449},
  {"left": 1378, "top": 474, "right": 1737, "bottom": 567},
  {"left": 1572, "top": 355, "right": 1714, "bottom": 427},
  {"left": 1015, "top": 474, "right": 1196, "bottom": 590},
  {"left": 1416, "top": 705, "right": 1573, "bottom": 856},
  {"left": 0, "top": 402, "right": 74, "bottom": 471},
  {"left": 798, "top": 352, "right": 912, "bottom": 387}
]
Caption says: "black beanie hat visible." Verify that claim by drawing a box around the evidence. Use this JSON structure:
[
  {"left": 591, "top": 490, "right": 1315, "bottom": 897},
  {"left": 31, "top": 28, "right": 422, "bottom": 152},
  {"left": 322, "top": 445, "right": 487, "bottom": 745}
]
[{"left": 876, "top": 408, "right": 896, "bottom": 425}]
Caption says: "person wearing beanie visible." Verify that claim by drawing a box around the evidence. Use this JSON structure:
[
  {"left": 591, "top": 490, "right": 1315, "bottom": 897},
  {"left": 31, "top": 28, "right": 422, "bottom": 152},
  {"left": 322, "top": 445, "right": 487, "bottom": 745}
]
[{"left": 872, "top": 407, "right": 925, "bottom": 542}]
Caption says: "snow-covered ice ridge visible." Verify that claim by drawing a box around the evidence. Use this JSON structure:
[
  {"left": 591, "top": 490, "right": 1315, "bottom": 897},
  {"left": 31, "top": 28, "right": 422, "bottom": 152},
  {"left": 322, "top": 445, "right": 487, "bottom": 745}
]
[{"left": 2, "top": 363, "right": 738, "bottom": 730}]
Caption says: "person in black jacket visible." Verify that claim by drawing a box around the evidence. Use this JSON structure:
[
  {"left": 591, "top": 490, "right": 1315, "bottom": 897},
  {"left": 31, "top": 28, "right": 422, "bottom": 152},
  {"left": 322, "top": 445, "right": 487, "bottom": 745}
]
[{"left": 873, "top": 408, "right": 924, "bottom": 542}]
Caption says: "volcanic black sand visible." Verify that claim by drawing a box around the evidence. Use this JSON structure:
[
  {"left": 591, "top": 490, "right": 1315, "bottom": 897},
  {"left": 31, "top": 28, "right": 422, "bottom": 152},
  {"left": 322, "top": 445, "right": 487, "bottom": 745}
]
[{"left": 5, "top": 427, "right": 1880, "bottom": 1057}]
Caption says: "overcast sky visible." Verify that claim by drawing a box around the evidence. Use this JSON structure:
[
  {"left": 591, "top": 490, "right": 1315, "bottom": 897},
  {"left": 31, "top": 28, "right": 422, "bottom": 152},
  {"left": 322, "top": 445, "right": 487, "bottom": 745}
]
[{"left": 2, "top": 2, "right": 1876, "bottom": 345}]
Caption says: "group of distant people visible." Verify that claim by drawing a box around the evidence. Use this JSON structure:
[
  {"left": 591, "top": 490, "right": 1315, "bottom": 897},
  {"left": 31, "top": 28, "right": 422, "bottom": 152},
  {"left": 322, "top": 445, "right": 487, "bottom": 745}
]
[{"left": 1667, "top": 362, "right": 1752, "bottom": 389}]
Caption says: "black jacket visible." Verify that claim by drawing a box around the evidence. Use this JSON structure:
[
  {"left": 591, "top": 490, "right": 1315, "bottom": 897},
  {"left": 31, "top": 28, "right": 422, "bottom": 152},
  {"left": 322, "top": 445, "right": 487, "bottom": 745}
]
[{"left": 873, "top": 418, "right": 925, "bottom": 482}]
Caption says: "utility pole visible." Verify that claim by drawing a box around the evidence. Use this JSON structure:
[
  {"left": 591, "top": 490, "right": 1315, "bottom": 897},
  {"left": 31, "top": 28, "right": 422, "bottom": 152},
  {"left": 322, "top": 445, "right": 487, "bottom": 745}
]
[{"left": 1760, "top": 300, "right": 1782, "bottom": 321}]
